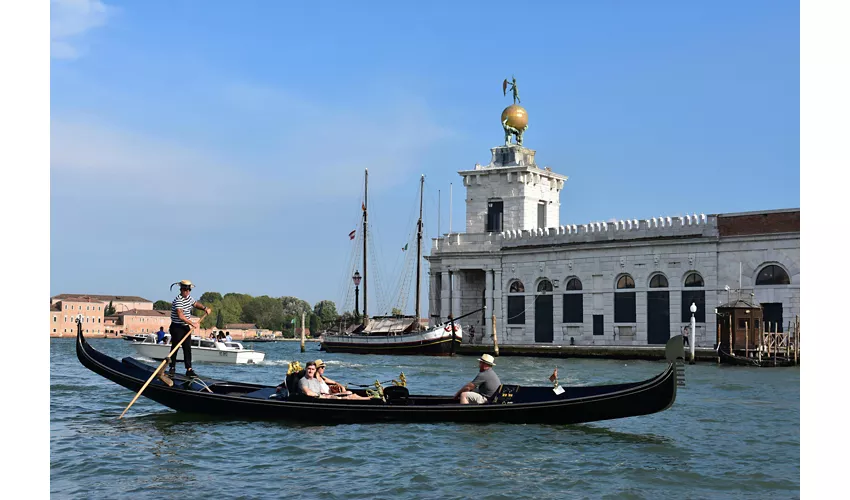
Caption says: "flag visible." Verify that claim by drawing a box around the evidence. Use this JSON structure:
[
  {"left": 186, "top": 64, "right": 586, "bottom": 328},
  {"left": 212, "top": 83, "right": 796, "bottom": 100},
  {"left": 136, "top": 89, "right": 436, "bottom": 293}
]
[
  {"left": 549, "top": 367, "right": 558, "bottom": 383},
  {"left": 362, "top": 202, "right": 366, "bottom": 212},
  {"left": 402, "top": 243, "right": 408, "bottom": 251},
  {"left": 349, "top": 230, "right": 356, "bottom": 240}
]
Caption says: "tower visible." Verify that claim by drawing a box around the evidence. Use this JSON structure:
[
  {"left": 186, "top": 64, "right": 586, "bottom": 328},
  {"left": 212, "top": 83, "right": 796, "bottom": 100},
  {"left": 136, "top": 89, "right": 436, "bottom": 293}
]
[{"left": 459, "top": 78, "right": 568, "bottom": 234}]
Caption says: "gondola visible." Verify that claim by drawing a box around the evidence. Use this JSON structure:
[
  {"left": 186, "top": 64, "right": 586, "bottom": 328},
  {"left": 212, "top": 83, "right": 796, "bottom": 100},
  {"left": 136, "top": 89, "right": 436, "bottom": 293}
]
[{"left": 76, "top": 324, "right": 685, "bottom": 425}]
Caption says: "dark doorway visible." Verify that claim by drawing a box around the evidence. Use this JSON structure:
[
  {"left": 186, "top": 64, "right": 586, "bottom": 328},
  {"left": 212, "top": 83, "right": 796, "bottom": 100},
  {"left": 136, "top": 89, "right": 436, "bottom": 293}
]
[
  {"left": 647, "top": 291, "right": 670, "bottom": 344},
  {"left": 487, "top": 201, "right": 503, "bottom": 232},
  {"left": 535, "top": 295, "right": 553, "bottom": 342},
  {"left": 761, "top": 303, "right": 784, "bottom": 332}
]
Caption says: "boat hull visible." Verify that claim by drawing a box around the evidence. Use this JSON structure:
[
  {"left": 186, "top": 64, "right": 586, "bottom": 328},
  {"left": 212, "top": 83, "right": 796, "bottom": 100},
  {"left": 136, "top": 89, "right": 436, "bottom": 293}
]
[
  {"left": 321, "top": 326, "right": 462, "bottom": 355},
  {"left": 130, "top": 342, "right": 265, "bottom": 365},
  {"left": 77, "top": 325, "right": 684, "bottom": 425}
]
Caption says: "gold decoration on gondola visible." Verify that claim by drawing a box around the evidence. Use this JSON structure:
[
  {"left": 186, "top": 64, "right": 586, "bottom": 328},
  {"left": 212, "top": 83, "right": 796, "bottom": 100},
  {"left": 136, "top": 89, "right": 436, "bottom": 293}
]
[
  {"left": 366, "top": 379, "right": 385, "bottom": 401},
  {"left": 286, "top": 361, "right": 303, "bottom": 375},
  {"left": 391, "top": 372, "right": 407, "bottom": 387}
]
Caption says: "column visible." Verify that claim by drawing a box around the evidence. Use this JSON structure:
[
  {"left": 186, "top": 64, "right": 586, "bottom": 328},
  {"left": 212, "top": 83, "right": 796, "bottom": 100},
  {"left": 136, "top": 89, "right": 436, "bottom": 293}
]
[
  {"left": 451, "top": 271, "right": 462, "bottom": 321},
  {"left": 493, "top": 269, "right": 503, "bottom": 344},
  {"left": 485, "top": 269, "right": 494, "bottom": 345},
  {"left": 440, "top": 271, "right": 450, "bottom": 323}
]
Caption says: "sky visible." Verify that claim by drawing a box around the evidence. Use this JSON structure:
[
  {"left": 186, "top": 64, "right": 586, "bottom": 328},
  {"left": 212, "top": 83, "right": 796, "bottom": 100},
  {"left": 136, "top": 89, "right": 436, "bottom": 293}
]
[{"left": 49, "top": 0, "right": 800, "bottom": 314}]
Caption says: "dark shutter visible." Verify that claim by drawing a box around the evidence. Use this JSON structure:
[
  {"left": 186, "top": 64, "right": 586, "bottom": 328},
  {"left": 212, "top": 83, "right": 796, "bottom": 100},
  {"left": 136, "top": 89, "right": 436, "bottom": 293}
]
[
  {"left": 614, "top": 292, "right": 636, "bottom": 323},
  {"left": 507, "top": 296, "right": 525, "bottom": 325},
  {"left": 681, "top": 290, "right": 706, "bottom": 322},
  {"left": 593, "top": 315, "right": 604, "bottom": 335},
  {"left": 563, "top": 294, "right": 583, "bottom": 323}
]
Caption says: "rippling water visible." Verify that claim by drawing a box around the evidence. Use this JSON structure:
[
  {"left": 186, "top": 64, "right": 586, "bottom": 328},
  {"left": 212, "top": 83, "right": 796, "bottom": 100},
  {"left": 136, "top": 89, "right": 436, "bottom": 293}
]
[{"left": 50, "top": 339, "right": 799, "bottom": 499}]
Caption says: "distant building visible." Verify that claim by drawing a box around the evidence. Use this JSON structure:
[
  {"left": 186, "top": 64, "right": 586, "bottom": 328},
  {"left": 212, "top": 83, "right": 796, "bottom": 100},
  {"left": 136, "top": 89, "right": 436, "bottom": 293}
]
[{"left": 50, "top": 294, "right": 153, "bottom": 337}]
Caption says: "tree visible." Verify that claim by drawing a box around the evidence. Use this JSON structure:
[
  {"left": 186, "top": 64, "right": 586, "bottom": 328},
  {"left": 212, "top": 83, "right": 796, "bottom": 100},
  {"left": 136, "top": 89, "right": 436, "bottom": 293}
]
[
  {"left": 309, "top": 313, "right": 323, "bottom": 336},
  {"left": 242, "top": 295, "right": 286, "bottom": 331},
  {"left": 391, "top": 307, "right": 402, "bottom": 316},
  {"left": 215, "top": 310, "right": 224, "bottom": 329},
  {"left": 104, "top": 301, "right": 116, "bottom": 316},
  {"left": 153, "top": 300, "right": 170, "bottom": 311},
  {"left": 313, "top": 300, "right": 338, "bottom": 330},
  {"left": 280, "top": 296, "right": 312, "bottom": 318},
  {"left": 199, "top": 292, "right": 223, "bottom": 304}
]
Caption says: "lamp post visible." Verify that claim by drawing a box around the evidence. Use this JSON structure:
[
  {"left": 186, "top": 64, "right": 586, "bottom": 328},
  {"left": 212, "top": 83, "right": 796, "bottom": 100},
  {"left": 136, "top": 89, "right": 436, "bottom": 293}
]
[
  {"left": 353, "top": 270, "right": 362, "bottom": 321},
  {"left": 689, "top": 302, "right": 697, "bottom": 365}
]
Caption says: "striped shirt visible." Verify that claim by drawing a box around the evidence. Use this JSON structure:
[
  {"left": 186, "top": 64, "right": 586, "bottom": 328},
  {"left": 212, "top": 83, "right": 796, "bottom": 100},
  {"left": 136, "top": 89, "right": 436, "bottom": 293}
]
[{"left": 171, "top": 294, "right": 196, "bottom": 325}]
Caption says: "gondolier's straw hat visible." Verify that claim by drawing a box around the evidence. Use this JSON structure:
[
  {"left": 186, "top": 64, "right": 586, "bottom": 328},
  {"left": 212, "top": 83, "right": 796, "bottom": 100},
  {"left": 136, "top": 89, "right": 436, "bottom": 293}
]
[
  {"left": 478, "top": 354, "right": 496, "bottom": 366},
  {"left": 170, "top": 280, "right": 195, "bottom": 291}
]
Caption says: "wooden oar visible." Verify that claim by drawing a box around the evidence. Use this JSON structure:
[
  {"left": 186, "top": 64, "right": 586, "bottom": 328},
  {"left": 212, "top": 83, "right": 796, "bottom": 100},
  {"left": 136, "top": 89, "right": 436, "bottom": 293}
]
[{"left": 119, "top": 313, "right": 207, "bottom": 419}]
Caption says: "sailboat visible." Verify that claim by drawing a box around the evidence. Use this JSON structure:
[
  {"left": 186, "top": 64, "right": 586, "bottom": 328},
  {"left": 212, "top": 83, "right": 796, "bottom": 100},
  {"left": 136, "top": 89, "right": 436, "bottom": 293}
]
[{"left": 321, "top": 171, "right": 465, "bottom": 355}]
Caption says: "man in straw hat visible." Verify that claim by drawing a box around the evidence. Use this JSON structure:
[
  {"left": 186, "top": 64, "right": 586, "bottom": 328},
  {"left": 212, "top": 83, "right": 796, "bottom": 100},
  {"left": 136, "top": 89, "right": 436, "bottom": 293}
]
[
  {"left": 453, "top": 353, "right": 501, "bottom": 404},
  {"left": 166, "top": 280, "right": 212, "bottom": 378}
]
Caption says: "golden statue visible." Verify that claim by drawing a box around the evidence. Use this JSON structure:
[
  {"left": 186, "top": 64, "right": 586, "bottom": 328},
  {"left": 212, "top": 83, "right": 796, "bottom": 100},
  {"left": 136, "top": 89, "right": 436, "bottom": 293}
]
[{"left": 501, "top": 76, "right": 528, "bottom": 146}]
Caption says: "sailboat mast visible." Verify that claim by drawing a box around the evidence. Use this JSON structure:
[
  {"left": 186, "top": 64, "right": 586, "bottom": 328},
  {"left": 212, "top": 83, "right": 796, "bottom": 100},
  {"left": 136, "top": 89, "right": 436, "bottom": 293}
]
[
  {"left": 363, "top": 169, "right": 368, "bottom": 323},
  {"left": 415, "top": 175, "right": 424, "bottom": 327}
]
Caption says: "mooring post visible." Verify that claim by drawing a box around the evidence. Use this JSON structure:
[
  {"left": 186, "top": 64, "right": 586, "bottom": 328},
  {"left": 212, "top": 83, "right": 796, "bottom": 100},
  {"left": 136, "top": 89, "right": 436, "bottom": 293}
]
[
  {"left": 745, "top": 321, "right": 749, "bottom": 360},
  {"left": 773, "top": 321, "right": 778, "bottom": 366},
  {"left": 300, "top": 312, "right": 306, "bottom": 353},
  {"left": 492, "top": 314, "right": 499, "bottom": 357}
]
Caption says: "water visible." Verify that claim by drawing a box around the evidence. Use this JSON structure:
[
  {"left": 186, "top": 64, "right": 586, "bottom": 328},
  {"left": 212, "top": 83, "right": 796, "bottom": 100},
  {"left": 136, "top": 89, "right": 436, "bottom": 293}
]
[{"left": 51, "top": 339, "right": 799, "bottom": 499}]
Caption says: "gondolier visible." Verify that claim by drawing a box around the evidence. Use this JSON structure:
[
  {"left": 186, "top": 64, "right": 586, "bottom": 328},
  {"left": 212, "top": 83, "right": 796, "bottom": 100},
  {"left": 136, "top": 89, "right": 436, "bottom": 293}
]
[{"left": 167, "top": 280, "right": 211, "bottom": 378}]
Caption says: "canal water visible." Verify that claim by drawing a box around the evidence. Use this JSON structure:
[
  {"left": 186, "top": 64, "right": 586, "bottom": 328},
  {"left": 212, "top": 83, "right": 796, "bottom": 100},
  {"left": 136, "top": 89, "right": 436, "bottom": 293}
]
[{"left": 50, "top": 338, "right": 799, "bottom": 499}]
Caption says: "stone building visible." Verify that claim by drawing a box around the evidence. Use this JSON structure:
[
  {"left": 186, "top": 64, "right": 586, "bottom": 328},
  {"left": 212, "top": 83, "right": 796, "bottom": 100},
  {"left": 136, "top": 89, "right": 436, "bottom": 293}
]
[{"left": 425, "top": 144, "right": 799, "bottom": 347}]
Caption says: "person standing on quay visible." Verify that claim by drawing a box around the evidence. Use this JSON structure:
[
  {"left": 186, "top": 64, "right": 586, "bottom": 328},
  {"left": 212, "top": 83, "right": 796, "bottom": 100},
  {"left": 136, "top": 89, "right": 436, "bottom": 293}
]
[{"left": 167, "top": 280, "right": 211, "bottom": 378}]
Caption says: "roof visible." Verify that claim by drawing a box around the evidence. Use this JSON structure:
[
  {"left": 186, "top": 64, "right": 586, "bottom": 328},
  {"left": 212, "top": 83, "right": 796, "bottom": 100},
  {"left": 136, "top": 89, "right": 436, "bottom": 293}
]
[
  {"left": 225, "top": 323, "right": 258, "bottom": 329},
  {"left": 52, "top": 294, "right": 152, "bottom": 303},
  {"left": 116, "top": 309, "right": 171, "bottom": 317},
  {"left": 717, "top": 298, "right": 761, "bottom": 309}
]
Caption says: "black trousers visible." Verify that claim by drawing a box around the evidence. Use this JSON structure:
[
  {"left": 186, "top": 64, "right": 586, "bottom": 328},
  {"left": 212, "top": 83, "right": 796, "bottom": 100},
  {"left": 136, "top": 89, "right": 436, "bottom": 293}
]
[{"left": 168, "top": 323, "right": 192, "bottom": 369}]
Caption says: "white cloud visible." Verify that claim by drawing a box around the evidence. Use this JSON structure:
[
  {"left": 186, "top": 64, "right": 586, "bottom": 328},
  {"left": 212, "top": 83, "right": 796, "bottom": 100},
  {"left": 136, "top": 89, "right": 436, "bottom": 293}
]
[{"left": 51, "top": 0, "right": 111, "bottom": 59}]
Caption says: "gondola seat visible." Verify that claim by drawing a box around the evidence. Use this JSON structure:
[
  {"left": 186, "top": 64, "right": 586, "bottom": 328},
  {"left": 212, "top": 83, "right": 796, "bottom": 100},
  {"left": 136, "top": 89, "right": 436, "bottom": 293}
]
[{"left": 383, "top": 385, "right": 410, "bottom": 405}]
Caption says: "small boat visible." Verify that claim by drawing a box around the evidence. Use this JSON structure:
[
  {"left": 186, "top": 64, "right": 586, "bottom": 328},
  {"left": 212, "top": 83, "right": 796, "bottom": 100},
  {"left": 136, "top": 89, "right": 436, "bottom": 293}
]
[
  {"left": 322, "top": 173, "right": 465, "bottom": 355},
  {"left": 122, "top": 334, "right": 149, "bottom": 342},
  {"left": 76, "top": 322, "right": 686, "bottom": 425},
  {"left": 130, "top": 335, "right": 266, "bottom": 365},
  {"left": 321, "top": 320, "right": 462, "bottom": 355}
]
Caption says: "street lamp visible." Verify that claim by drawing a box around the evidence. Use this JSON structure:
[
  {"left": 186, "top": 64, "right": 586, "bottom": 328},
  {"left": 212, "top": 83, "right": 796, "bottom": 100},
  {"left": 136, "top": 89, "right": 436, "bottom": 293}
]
[
  {"left": 689, "top": 302, "right": 697, "bottom": 365},
  {"left": 352, "top": 270, "right": 362, "bottom": 320}
]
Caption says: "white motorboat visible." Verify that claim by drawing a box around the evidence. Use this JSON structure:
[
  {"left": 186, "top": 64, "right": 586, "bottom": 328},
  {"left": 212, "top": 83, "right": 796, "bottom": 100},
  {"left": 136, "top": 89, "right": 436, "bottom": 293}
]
[{"left": 130, "top": 335, "right": 266, "bottom": 365}]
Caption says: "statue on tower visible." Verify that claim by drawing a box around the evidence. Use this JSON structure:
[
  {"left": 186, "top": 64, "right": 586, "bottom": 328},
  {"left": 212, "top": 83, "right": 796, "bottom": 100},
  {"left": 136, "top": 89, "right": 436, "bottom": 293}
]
[{"left": 501, "top": 76, "right": 528, "bottom": 146}]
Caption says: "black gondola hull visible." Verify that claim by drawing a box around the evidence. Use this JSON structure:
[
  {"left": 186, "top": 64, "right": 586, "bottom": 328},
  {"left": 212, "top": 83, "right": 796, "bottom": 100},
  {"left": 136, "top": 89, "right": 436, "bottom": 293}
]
[{"left": 77, "top": 329, "right": 683, "bottom": 425}]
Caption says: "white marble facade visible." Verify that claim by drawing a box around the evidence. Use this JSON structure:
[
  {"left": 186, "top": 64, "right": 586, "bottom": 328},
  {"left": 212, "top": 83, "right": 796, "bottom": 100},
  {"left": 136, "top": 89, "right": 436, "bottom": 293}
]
[{"left": 426, "top": 145, "right": 800, "bottom": 347}]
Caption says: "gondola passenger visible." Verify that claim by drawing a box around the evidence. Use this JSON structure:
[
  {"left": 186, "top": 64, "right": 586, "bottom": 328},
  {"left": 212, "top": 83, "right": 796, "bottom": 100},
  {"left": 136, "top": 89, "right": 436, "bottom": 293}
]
[
  {"left": 454, "top": 354, "right": 501, "bottom": 404},
  {"left": 315, "top": 360, "right": 370, "bottom": 400},
  {"left": 298, "top": 361, "right": 326, "bottom": 398}
]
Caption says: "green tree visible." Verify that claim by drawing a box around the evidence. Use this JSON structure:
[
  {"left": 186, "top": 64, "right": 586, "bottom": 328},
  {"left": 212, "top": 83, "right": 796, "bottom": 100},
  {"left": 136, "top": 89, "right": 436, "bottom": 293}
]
[
  {"left": 391, "top": 307, "right": 402, "bottom": 316},
  {"left": 224, "top": 293, "right": 254, "bottom": 308},
  {"left": 199, "top": 292, "right": 223, "bottom": 304},
  {"left": 215, "top": 309, "right": 224, "bottom": 329},
  {"left": 313, "top": 300, "right": 338, "bottom": 330},
  {"left": 280, "top": 296, "right": 312, "bottom": 319},
  {"left": 218, "top": 295, "right": 244, "bottom": 327},
  {"left": 104, "top": 301, "right": 116, "bottom": 316},
  {"left": 309, "top": 313, "right": 320, "bottom": 336},
  {"left": 242, "top": 295, "right": 286, "bottom": 331},
  {"left": 153, "top": 300, "right": 170, "bottom": 311}
]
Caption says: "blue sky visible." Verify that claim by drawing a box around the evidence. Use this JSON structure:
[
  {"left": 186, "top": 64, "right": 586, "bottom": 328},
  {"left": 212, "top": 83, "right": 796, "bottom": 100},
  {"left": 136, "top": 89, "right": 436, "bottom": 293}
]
[{"left": 49, "top": 0, "right": 800, "bottom": 313}]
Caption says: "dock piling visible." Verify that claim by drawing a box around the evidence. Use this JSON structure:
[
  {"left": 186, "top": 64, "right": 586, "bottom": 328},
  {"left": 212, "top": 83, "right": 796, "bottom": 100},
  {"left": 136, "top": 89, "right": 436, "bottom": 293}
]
[
  {"left": 300, "top": 312, "right": 306, "bottom": 353},
  {"left": 492, "top": 314, "right": 499, "bottom": 357}
]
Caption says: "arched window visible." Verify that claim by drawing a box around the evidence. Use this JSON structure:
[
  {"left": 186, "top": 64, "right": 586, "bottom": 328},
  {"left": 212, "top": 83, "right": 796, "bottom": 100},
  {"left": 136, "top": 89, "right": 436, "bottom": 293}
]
[
  {"left": 537, "top": 280, "right": 553, "bottom": 293},
  {"left": 563, "top": 278, "right": 583, "bottom": 323},
  {"left": 756, "top": 265, "right": 791, "bottom": 285},
  {"left": 616, "top": 275, "right": 635, "bottom": 289},
  {"left": 682, "top": 272, "right": 705, "bottom": 322},
  {"left": 507, "top": 280, "right": 525, "bottom": 325},
  {"left": 684, "top": 272, "right": 704, "bottom": 287},
  {"left": 615, "top": 274, "right": 636, "bottom": 322},
  {"left": 649, "top": 274, "right": 669, "bottom": 288}
]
